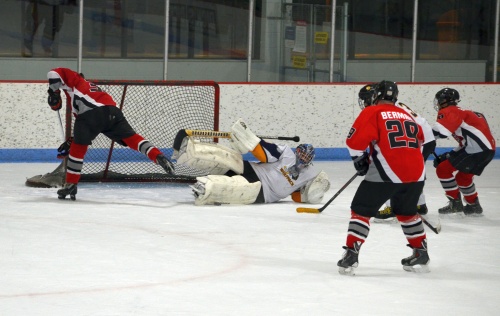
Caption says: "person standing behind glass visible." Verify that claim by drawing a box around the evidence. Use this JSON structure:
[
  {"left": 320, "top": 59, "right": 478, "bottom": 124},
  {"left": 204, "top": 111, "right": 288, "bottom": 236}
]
[{"left": 22, "top": 0, "right": 76, "bottom": 57}]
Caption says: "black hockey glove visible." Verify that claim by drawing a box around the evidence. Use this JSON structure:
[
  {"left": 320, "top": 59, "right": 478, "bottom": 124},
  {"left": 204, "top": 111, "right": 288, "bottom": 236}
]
[
  {"left": 433, "top": 152, "right": 450, "bottom": 168},
  {"left": 57, "top": 137, "right": 73, "bottom": 159},
  {"left": 47, "top": 89, "right": 62, "bottom": 111},
  {"left": 352, "top": 151, "right": 369, "bottom": 176}
]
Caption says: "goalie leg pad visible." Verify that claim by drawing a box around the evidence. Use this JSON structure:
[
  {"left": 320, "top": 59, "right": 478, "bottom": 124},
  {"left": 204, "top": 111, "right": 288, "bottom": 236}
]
[
  {"left": 300, "top": 171, "right": 331, "bottom": 204},
  {"left": 193, "top": 175, "right": 262, "bottom": 205},
  {"left": 177, "top": 138, "right": 244, "bottom": 175},
  {"left": 230, "top": 118, "right": 261, "bottom": 154}
]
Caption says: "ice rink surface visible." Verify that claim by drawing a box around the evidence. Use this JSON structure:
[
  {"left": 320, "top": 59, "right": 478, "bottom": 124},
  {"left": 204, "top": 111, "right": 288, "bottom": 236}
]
[{"left": 1, "top": 161, "right": 499, "bottom": 316}]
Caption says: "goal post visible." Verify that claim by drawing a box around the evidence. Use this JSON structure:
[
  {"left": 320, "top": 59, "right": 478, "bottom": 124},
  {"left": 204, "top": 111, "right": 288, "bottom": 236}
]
[{"left": 26, "top": 80, "right": 220, "bottom": 188}]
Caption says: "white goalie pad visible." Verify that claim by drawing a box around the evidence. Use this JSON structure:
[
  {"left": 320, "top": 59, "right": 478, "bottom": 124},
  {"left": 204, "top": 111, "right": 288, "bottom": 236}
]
[
  {"left": 229, "top": 118, "right": 260, "bottom": 154},
  {"left": 301, "top": 171, "right": 330, "bottom": 204},
  {"left": 192, "top": 175, "right": 262, "bottom": 206},
  {"left": 176, "top": 137, "right": 244, "bottom": 175}
]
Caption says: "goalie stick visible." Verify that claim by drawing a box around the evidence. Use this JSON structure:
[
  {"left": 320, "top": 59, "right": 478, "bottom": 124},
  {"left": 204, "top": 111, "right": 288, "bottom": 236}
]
[
  {"left": 185, "top": 130, "right": 300, "bottom": 142},
  {"left": 296, "top": 173, "right": 358, "bottom": 214},
  {"left": 173, "top": 129, "right": 300, "bottom": 152}
]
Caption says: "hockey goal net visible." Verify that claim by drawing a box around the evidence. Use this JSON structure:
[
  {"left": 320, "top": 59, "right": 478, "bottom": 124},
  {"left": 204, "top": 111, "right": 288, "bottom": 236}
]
[{"left": 26, "top": 80, "right": 220, "bottom": 188}]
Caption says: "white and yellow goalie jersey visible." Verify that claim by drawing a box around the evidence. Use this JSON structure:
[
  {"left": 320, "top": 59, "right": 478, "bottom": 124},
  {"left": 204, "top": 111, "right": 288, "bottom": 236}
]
[{"left": 249, "top": 143, "right": 322, "bottom": 203}]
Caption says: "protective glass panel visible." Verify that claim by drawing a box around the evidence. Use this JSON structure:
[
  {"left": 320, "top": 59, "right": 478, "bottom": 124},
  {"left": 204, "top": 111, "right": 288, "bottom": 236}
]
[{"left": 0, "top": 0, "right": 80, "bottom": 58}]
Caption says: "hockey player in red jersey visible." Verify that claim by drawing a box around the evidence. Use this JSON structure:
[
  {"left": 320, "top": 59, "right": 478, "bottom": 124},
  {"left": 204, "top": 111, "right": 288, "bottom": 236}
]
[
  {"left": 47, "top": 67, "right": 175, "bottom": 200},
  {"left": 357, "top": 84, "right": 437, "bottom": 221},
  {"left": 337, "top": 80, "right": 429, "bottom": 275},
  {"left": 432, "top": 88, "right": 496, "bottom": 216}
]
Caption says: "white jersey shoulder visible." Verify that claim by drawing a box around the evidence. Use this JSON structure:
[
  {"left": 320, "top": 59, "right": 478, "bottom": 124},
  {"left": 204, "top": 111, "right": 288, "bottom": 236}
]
[
  {"left": 249, "top": 144, "right": 320, "bottom": 203},
  {"left": 397, "top": 102, "right": 434, "bottom": 145}
]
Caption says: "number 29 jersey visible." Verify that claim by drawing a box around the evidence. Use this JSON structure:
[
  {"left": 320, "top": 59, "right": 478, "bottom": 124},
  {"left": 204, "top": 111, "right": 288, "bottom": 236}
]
[{"left": 346, "top": 104, "right": 426, "bottom": 183}]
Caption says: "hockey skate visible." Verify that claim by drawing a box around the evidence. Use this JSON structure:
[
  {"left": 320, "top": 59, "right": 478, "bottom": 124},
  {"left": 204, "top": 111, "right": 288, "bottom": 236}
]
[
  {"left": 337, "top": 241, "right": 361, "bottom": 276},
  {"left": 464, "top": 198, "right": 483, "bottom": 216},
  {"left": 156, "top": 154, "right": 175, "bottom": 175},
  {"left": 417, "top": 204, "right": 428, "bottom": 215},
  {"left": 402, "top": 240, "right": 430, "bottom": 273},
  {"left": 373, "top": 206, "right": 396, "bottom": 223},
  {"left": 438, "top": 195, "right": 464, "bottom": 216},
  {"left": 57, "top": 183, "right": 77, "bottom": 201}
]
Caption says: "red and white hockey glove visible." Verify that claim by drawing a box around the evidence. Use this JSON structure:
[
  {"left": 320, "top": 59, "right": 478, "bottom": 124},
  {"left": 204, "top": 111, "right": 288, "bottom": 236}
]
[
  {"left": 57, "top": 137, "right": 73, "bottom": 159},
  {"left": 47, "top": 89, "right": 62, "bottom": 111},
  {"left": 352, "top": 152, "right": 369, "bottom": 176}
]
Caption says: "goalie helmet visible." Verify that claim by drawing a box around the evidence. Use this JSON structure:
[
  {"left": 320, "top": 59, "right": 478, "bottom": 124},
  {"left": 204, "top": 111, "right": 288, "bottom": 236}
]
[
  {"left": 295, "top": 144, "right": 315, "bottom": 170},
  {"left": 434, "top": 88, "right": 460, "bottom": 111},
  {"left": 358, "top": 84, "right": 377, "bottom": 109},
  {"left": 375, "top": 80, "right": 398, "bottom": 103}
]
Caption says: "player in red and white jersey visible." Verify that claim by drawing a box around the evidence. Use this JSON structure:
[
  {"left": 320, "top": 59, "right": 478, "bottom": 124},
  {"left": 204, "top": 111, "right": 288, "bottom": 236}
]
[
  {"left": 432, "top": 87, "right": 496, "bottom": 216},
  {"left": 337, "top": 81, "right": 429, "bottom": 275},
  {"left": 347, "top": 91, "right": 426, "bottom": 183},
  {"left": 357, "top": 84, "right": 436, "bottom": 220},
  {"left": 46, "top": 67, "right": 174, "bottom": 200},
  {"left": 48, "top": 67, "right": 116, "bottom": 115}
]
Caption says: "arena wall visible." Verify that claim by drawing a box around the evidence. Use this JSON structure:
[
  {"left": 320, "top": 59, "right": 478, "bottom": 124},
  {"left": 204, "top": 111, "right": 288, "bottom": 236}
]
[{"left": 0, "top": 82, "right": 498, "bottom": 162}]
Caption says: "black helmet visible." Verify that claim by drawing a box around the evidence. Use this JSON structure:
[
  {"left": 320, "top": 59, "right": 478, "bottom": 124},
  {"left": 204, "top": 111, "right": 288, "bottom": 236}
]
[
  {"left": 434, "top": 88, "right": 460, "bottom": 111},
  {"left": 375, "top": 80, "right": 398, "bottom": 103},
  {"left": 358, "top": 84, "right": 377, "bottom": 109}
]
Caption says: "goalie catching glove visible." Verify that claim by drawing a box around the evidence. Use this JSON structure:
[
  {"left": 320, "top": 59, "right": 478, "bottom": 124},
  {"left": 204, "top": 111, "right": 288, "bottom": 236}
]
[
  {"left": 47, "top": 89, "right": 62, "bottom": 111},
  {"left": 291, "top": 171, "right": 330, "bottom": 204}
]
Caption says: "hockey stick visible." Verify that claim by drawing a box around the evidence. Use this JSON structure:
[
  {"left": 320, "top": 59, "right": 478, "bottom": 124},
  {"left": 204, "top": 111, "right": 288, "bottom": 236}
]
[
  {"left": 296, "top": 173, "right": 358, "bottom": 214},
  {"left": 421, "top": 215, "right": 441, "bottom": 234},
  {"left": 185, "top": 129, "right": 300, "bottom": 142},
  {"left": 57, "top": 110, "right": 65, "bottom": 140}
]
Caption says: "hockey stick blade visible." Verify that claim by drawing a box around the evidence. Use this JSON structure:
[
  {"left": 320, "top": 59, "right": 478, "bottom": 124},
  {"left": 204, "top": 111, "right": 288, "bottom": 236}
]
[
  {"left": 421, "top": 215, "right": 441, "bottom": 234},
  {"left": 296, "top": 207, "right": 321, "bottom": 213},
  {"left": 296, "top": 173, "right": 358, "bottom": 214}
]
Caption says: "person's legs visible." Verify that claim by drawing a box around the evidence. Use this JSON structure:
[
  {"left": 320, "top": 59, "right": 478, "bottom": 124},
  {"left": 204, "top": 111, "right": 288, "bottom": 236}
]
[
  {"left": 455, "top": 171, "right": 483, "bottom": 215},
  {"left": 456, "top": 172, "right": 476, "bottom": 204},
  {"left": 392, "top": 182, "right": 429, "bottom": 272},
  {"left": 436, "top": 160, "right": 464, "bottom": 214},
  {"left": 103, "top": 107, "right": 163, "bottom": 162},
  {"left": 338, "top": 181, "right": 393, "bottom": 274}
]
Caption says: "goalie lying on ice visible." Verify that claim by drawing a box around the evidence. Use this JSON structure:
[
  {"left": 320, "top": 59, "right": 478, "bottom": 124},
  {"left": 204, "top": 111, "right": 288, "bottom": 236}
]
[{"left": 173, "top": 119, "right": 330, "bottom": 205}]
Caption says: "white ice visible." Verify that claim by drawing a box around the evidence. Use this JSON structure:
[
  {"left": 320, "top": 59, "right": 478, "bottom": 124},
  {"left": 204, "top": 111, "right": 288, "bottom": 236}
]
[{"left": 1, "top": 161, "right": 499, "bottom": 316}]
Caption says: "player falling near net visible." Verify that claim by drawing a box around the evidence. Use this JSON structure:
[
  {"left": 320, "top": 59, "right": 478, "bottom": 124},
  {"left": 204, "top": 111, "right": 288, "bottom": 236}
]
[
  {"left": 432, "top": 88, "right": 496, "bottom": 216},
  {"left": 357, "top": 84, "right": 437, "bottom": 222},
  {"left": 171, "top": 119, "right": 330, "bottom": 205},
  {"left": 338, "top": 80, "right": 429, "bottom": 275},
  {"left": 46, "top": 67, "right": 175, "bottom": 200}
]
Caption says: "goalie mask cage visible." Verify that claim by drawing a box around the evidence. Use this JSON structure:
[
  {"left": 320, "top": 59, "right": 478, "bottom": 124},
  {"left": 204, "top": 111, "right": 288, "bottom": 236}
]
[{"left": 26, "top": 80, "right": 220, "bottom": 188}]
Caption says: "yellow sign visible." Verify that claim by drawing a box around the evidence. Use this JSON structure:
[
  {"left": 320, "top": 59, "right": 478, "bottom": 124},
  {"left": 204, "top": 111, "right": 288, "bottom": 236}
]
[
  {"left": 292, "top": 56, "right": 307, "bottom": 69},
  {"left": 314, "top": 32, "right": 329, "bottom": 44}
]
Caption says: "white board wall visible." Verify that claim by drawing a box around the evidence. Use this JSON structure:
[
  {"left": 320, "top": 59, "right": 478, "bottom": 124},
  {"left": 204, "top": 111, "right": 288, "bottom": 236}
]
[{"left": 0, "top": 82, "right": 498, "bottom": 157}]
